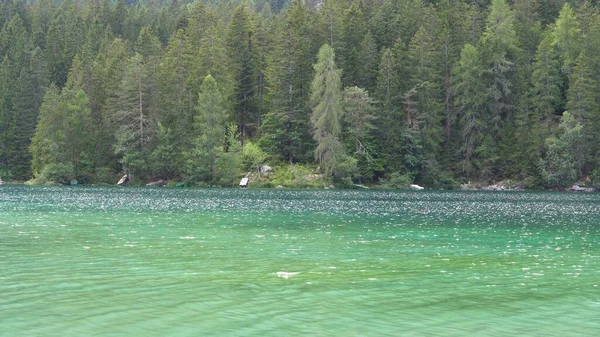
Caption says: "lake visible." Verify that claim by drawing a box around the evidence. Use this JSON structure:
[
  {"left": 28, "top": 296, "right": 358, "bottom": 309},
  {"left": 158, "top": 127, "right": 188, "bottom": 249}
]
[{"left": 1, "top": 186, "right": 599, "bottom": 336}]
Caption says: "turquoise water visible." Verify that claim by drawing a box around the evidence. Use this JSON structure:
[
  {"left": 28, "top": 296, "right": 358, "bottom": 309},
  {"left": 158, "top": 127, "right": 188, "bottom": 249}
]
[{"left": 1, "top": 186, "right": 599, "bottom": 336}]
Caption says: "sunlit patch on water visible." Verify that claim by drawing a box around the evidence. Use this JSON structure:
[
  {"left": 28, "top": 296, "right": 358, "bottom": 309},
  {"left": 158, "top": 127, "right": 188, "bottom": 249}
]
[{"left": 1, "top": 186, "right": 600, "bottom": 336}]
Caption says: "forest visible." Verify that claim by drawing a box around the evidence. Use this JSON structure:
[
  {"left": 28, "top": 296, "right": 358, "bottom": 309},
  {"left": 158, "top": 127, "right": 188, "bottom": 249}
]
[{"left": 0, "top": 0, "right": 598, "bottom": 189}]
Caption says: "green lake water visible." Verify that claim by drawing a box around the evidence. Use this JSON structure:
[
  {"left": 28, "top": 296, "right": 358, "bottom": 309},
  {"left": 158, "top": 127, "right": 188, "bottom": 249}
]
[{"left": 1, "top": 186, "right": 599, "bottom": 336}]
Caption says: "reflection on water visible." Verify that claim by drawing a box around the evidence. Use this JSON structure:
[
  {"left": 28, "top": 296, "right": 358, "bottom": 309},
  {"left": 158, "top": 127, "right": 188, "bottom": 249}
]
[{"left": 1, "top": 186, "right": 599, "bottom": 336}]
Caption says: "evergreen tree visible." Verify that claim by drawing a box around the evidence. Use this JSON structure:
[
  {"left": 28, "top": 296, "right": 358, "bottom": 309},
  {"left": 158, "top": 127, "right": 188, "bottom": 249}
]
[
  {"left": 374, "top": 47, "right": 403, "bottom": 173},
  {"left": 190, "top": 74, "right": 228, "bottom": 182},
  {"left": 226, "top": 5, "right": 258, "bottom": 140},
  {"left": 113, "top": 53, "right": 158, "bottom": 178},
  {"left": 194, "top": 26, "right": 232, "bottom": 101},
  {"left": 90, "top": 37, "right": 129, "bottom": 172},
  {"left": 261, "top": 2, "right": 315, "bottom": 164},
  {"left": 30, "top": 83, "right": 93, "bottom": 180},
  {"left": 343, "top": 86, "right": 378, "bottom": 182},
  {"left": 523, "top": 30, "right": 562, "bottom": 172},
  {"left": 150, "top": 123, "right": 181, "bottom": 180},
  {"left": 452, "top": 44, "right": 486, "bottom": 176},
  {"left": 538, "top": 111, "right": 582, "bottom": 187},
  {"left": 158, "top": 29, "right": 195, "bottom": 152},
  {"left": 407, "top": 23, "right": 444, "bottom": 184},
  {"left": 319, "top": 0, "right": 345, "bottom": 60},
  {"left": 340, "top": 2, "right": 367, "bottom": 87},
  {"left": 0, "top": 14, "right": 31, "bottom": 180},
  {"left": 478, "top": 0, "right": 519, "bottom": 137},
  {"left": 358, "top": 30, "right": 378, "bottom": 92},
  {"left": 552, "top": 3, "right": 581, "bottom": 76},
  {"left": 371, "top": 0, "right": 400, "bottom": 49},
  {"left": 565, "top": 50, "right": 598, "bottom": 177},
  {"left": 31, "top": 84, "right": 62, "bottom": 174}
]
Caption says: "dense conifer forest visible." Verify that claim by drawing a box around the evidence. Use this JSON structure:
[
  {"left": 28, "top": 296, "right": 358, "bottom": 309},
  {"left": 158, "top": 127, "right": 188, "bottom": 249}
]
[{"left": 0, "top": 0, "right": 598, "bottom": 188}]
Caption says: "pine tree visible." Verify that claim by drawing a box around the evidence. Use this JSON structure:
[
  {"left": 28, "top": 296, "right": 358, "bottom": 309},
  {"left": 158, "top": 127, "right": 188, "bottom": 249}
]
[
  {"left": 30, "top": 82, "right": 93, "bottom": 180},
  {"left": 565, "top": 51, "right": 598, "bottom": 177},
  {"left": 358, "top": 31, "right": 378, "bottom": 92},
  {"left": 319, "top": 0, "right": 345, "bottom": 61},
  {"left": 452, "top": 44, "right": 486, "bottom": 176},
  {"left": 187, "top": 2, "right": 214, "bottom": 48},
  {"left": 538, "top": 111, "right": 582, "bottom": 187},
  {"left": 260, "top": 2, "right": 315, "bottom": 164},
  {"left": 407, "top": 23, "right": 444, "bottom": 184},
  {"left": 31, "top": 84, "right": 62, "bottom": 174},
  {"left": 340, "top": 2, "right": 367, "bottom": 87},
  {"left": 30, "top": 0, "right": 55, "bottom": 50},
  {"left": 0, "top": 14, "right": 32, "bottom": 180},
  {"left": 478, "top": 0, "right": 519, "bottom": 137},
  {"left": 158, "top": 29, "right": 195, "bottom": 152},
  {"left": 374, "top": 47, "right": 402, "bottom": 173},
  {"left": 190, "top": 75, "right": 228, "bottom": 181},
  {"left": 113, "top": 53, "right": 158, "bottom": 178},
  {"left": 552, "top": 3, "right": 581, "bottom": 76},
  {"left": 371, "top": 0, "right": 400, "bottom": 49},
  {"left": 194, "top": 26, "right": 232, "bottom": 102},
  {"left": 226, "top": 5, "right": 258, "bottom": 141},
  {"left": 524, "top": 30, "right": 562, "bottom": 168},
  {"left": 90, "top": 37, "right": 129, "bottom": 171},
  {"left": 343, "top": 86, "right": 377, "bottom": 182}
]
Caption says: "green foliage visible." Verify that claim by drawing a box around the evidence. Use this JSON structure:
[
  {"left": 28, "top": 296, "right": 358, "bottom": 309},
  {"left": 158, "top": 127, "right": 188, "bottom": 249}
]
[
  {"left": 214, "top": 124, "right": 243, "bottom": 186},
  {"left": 379, "top": 172, "right": 413, "bottom": 190},
  {"left": 150, "top": 123, "right": 183, "bottom": 179},
  {"left": 538, "top": 111, "right": 582, "bottom": 188},
  {"left": 1, "top": 0, "right": 599, "bottom": 188},
  {"left": 343, "top": 86, "right": 377, "bottom": 182},
  {"left": 270, "top": 164, "right": 324, "bottom": 188},
  {"left": 311, "top": 44, "right": 353, "bottom": 179},
  {"left": 452, "top": 44, "right": 486, "bottom": 176},
  {"left": 93, "top": 167, "right": 117, "bottom": 185},
  {"left": 552, "top": 3, "right": 581, "bottom": 75},
  {"left": 113, "top": 53, "right": 158, "bottom": 178},
  {"left": 40, "top": 163, "right": 74, "bottom": 185},
  {"left": 188, "top": 74, "right": 228, "bottom": 182},
  {"left": 242, "top": 142, "right": 267, "bottom": 173},
  {"left": 226, "top": 5, "right": 259, "bottom": 140},
  {"left": 260, "top": 2, "right": 315, "bottom": 164},
  {"left": 590, "top": 169, "right": 600, "bottom": 188}
]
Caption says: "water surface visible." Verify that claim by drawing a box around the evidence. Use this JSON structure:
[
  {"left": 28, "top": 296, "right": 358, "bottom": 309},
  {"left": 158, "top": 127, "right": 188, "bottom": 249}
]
[{"left": 1, "top": 186, "right": 599, "bottom": 336}]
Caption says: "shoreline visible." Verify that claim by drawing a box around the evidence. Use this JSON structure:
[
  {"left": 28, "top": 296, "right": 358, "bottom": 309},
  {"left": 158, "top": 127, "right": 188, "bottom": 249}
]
[{"left": 3, "top": 180, "right": 596, "bottom": 192}]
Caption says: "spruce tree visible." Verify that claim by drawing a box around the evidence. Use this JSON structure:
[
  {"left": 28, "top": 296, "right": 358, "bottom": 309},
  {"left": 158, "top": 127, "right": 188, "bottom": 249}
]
[
  {"left": 407, "top": 23, "right": 444, "bottom": 184},
  {"left": 113, "top": 53, "right": 158, "bottom": 178},
  {"left": 374, "top": 47, "right": 402, "bottom": 173},
  {"left": 190, "top": 74, "right": 228, "bottom": 181},
  {"left": 552, "top": 3, "right": 581, "bottom": 76},
  {"left": 452, "top": 44, "right": 486, "bottom": 176},
  {"left": 524, "top": 30, "right": 562, "bottom": 168},
  {"left": 158, "top": 29, "right": 195, "bottom": 151},
  {"left": 226, "top": 5, "right": 258, "bottom": 141},
  {"left": 343, "top": 86, "right": 378, "bottom": 182},
  {"left": 565, "top": 51, "right": 598, "bottom": 177},
  {"left": 261, "top": 2, "right": 315, "bottom": 164}
]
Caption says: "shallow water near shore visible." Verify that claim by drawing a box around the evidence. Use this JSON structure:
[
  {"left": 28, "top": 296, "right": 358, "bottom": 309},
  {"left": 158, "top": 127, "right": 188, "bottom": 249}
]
[{"left": 1, "top": 185, "right": 599, "bottom": 336}]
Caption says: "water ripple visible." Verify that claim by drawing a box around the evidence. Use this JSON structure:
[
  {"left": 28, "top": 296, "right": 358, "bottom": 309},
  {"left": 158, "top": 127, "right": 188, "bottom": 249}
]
[{"left": 1, "top": 186, "right": 600, "bottom": 336}]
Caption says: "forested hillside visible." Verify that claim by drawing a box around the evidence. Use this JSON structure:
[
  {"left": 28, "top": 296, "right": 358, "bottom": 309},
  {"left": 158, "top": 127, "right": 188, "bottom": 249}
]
[{"left": 0, "top": 0, "right": 598, "bottom": 188}]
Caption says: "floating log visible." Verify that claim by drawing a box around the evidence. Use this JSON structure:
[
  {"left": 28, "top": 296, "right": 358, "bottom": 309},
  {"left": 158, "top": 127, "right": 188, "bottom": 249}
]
[
  {"left": 117, "top": 175, "right": 129, "bottom": 186},
  {"left": 146, "top": 180, "right": 166, "bottom": 187}
]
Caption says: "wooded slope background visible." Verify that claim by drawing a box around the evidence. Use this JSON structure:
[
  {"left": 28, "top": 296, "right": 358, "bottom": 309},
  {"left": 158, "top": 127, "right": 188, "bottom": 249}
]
[{"left": 0, "top": 0, "right": 598, "bottom": 188}]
